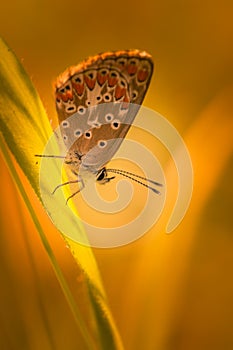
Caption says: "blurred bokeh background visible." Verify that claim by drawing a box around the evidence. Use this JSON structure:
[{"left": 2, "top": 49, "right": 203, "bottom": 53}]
[{"left": 0, "top": 0, "right": 233, "bottom": 349}]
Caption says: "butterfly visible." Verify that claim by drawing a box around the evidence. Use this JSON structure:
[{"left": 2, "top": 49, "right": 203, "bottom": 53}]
[{"left": 36, "top": 50, "right": 162, "bottom": 201}]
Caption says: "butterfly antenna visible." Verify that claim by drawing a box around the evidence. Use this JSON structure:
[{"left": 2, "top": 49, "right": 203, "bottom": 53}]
[
  {"left": 107, "top": 169, "right": 162, "bottom": 194},
  {"left": 35, "top": 154, "right": 66, "bottom": 159},
  {"left": 107, "top": 168, "right": 163, "bottom": 186}
]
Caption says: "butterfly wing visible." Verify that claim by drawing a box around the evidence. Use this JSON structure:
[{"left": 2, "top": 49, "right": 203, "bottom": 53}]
[{"left": 55, "top": 50, "right": 153, "bottom": 173}]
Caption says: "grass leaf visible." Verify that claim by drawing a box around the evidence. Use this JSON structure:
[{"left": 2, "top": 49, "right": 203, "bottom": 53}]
[{"left": 0, "top": 37, "right": 123, "bottom": 350}]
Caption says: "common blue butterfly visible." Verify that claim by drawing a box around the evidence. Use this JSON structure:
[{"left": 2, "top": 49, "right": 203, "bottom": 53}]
[{"left": 36, "top": 50, "right": 162, "bottom": 201}]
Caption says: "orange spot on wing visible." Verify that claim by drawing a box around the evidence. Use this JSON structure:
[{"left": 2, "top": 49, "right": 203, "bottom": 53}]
[
  {"left": 108, "top": 77, "right": 118, "bottom": 87},
  {"left": 84, "top": 76, "right": 96, "bottom": 90},
  {"left": 137, "top": 69, "right": 149, "bottom": 82},
  {"left": 122, "top": 95, "right": 130, "bottom": 109},
  {"left": 127, "top": 64, "right": 138, "bottom": 75},
  {"left": 72, "top": 82, "right": 85, "bottom": 96},
  {"left": 97, "top": 72, "right": 108, "bottom": 86},
  {"left": 115, "top": 85, "right": 126, "bottom": 100},
  {"left": 66, "top": 91, "right": 73, "bottom": 100},
  {"left": 56, "top": 91, "right": 73, "bottom": 102}
]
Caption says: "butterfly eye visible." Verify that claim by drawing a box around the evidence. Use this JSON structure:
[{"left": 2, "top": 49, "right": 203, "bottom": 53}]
[
  {"left": 103, "top": 93, "right": 112, "bottom": 102},
  {"left": 61, "top": 121, "right": 70, "bottom": 128},
  {"left": 98, "top": 140, "right": 107, "bottom": 148},
  {"left": 63, "top": 135, "right": 68, "bottom": 141},
  {"left": 105, "top": 113, "right": 114, "bottom": 122},
  {"left": 96, "top": 168, "right": 107, "bottom": 181},
  {"left": 111, "top": 120, "right": 121, "bottom": 130},
  {"left": 77, "top": 106, "right": 86, "bottom": 114},
  {"left": 84, "top": 131, "right": 92, "bottom": 139},
  {"left": 74, "top": 129, "right": 82, "bottom": 137},
  {"left": 96, "top": 95, "right": 102, "bottom": 101}
]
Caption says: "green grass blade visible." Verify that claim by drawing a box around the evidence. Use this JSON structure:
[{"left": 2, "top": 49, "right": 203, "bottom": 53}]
[
  {"left": 0, "top": 37, "right": 124, "bottom": 350},
  {"left": 0, "top": 136, "right": 96, "bottom": 350}
]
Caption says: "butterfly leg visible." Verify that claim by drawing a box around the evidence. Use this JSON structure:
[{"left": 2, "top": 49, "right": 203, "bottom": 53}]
[
  {"left": 66, "top": 177, "right": 85, "bottom": 205},
  {"left": 52, "top": 178, "right": 82, "bottom": 195}
]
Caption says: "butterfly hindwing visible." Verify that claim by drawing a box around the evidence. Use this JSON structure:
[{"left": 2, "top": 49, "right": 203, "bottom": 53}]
[
  {"left": 55, "top": 50, "right": 153, "bottom": 119},
  {"left": 55, "top": 50, "right": 153, "bottom": 173}
]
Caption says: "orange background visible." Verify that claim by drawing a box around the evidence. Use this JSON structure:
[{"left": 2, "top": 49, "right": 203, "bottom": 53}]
[{"left": 0, "top": 1, "right": 233, "bottom": 349}]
